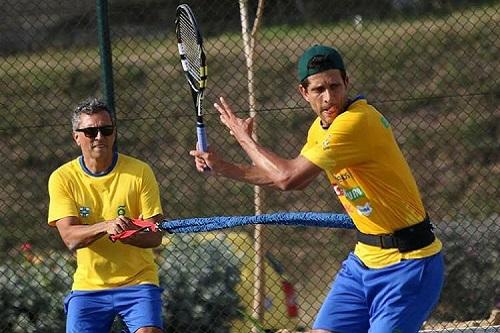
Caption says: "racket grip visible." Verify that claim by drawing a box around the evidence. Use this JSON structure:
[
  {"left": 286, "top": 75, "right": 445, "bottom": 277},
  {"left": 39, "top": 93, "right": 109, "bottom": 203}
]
[{"left": 196, "top": 122, "right": 209, "bottom": 152}]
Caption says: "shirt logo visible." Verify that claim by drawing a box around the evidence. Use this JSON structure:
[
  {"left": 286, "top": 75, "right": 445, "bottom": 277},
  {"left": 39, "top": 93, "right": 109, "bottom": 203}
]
[
  {"left": 356, "top": 203, "right": 373, "bottom": 216},
  {"left": 322, "top": 134, "right": 333, "bottom": 150},
  {"left": 333, "top": 185, "right": 344, "bottom": 196},
  {"left": 117, "top": 205, "right": 126, "bottom": 216},
  {"left": 335, "top": 172, "right": 351, "bottom": 183},
  {"left": 79, "top": 207, "right": 90, "bottom": 217},
  {"left": 345, "top": 187, "right": 365, "bottom": 201}
]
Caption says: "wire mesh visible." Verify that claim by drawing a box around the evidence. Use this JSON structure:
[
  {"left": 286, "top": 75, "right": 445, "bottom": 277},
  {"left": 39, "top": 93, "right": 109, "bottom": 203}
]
[{"left": 0, "top": 0, "right": 498, "bottom": 332}]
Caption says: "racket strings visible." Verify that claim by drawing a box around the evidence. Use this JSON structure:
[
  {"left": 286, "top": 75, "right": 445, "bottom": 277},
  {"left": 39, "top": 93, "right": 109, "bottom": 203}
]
[{"left": 178, "top": 13, "right": 202, "bottom": 83}]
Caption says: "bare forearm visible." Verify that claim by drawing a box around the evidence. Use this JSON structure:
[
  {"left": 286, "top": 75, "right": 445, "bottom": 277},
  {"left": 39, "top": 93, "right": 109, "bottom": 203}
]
[
  {"left": 216, "top": 149, "right": 322, "bottom": 191},
  {"left": 230, "top": 134, "right": 316, "bottom": 190},
  {"left": 59, "top": 222, "right": 108, "bottom": 251},
  {"left": 236, "top": 135, "right": 291, "bottom": 178},
  {"left": 194, "top": 150, "right": 319, "bottom": 191},
  {"left": 119, "top": 231, "right": 163, "bottom": 248},
  {"left": 214, "top": 159, "right": 280, "bottom": 188}
]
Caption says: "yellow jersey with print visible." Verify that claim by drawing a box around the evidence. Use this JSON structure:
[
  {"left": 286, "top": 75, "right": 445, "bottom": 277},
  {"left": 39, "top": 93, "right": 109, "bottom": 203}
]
[
  {"left": 48, "top": 153, "right": 163, "bottom": 290},
  {"left": 300, "top": 98, "right": 441, "bottom": 268}
]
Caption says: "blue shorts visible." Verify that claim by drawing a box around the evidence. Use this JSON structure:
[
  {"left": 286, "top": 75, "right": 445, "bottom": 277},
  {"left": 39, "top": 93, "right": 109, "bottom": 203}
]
[
  {"left": 313, "top": 252, "right": 444, "bottom": 333},
  {"left": 64, "top": 284, "right": 163, "bottom": 333}
]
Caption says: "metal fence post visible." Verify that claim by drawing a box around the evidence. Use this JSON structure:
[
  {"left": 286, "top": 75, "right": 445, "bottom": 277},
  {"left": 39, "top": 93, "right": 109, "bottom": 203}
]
[{"left": 96, "top": 0, "right": 116, "bottom": 120}]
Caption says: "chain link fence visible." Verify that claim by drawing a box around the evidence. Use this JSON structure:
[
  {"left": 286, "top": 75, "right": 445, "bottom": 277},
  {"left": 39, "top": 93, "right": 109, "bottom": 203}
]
[{"left": 0, "top": 0, "right": 499, "bottom": 332}]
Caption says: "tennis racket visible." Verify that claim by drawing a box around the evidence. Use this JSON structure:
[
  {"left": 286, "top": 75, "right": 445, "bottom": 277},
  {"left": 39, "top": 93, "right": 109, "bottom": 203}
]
[{"left": 175, "top": 4, "right": 209, "bottom": 152}]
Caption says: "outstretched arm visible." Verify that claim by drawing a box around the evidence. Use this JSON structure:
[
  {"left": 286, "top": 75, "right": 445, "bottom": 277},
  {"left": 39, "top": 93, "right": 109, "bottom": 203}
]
[{"left": 189, "top": 97, "right": 322, "bottom": 191}]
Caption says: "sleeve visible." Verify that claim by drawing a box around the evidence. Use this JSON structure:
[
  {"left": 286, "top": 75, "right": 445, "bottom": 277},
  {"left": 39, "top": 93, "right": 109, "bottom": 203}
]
[
  {"left": 47, "top": 170, "right": 78, "bottom": 226},
  {"left": 301, "top": 111, "right": 369, "bottom": 173},
  {"left": 139, "top": 164, "right": 163, "bottom": 219}
]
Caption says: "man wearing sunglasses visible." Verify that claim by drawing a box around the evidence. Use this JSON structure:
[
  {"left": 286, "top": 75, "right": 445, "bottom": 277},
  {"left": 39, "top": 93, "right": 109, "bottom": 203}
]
[{"left": 47, "top": 98, "right": 164, "bottom": 333}]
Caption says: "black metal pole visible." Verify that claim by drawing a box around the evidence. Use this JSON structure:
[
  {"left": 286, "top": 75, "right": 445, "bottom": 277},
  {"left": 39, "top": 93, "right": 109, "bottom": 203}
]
[{"left": 96, "top": 0, "right": 117, "bottom": 149}]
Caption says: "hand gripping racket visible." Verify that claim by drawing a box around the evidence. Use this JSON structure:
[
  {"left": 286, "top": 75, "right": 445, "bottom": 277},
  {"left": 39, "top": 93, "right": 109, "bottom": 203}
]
[{"left": 175, "top": 4, "right": 209, "bottom": 152}]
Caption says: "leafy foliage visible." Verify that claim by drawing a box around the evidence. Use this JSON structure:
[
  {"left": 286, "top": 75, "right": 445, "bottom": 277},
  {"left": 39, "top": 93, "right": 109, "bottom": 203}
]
[
  {"left": 159, "top": 234, "right": 243, "bottom": 333},
  {"left": 433, "top": 216, "right": 500, "bottom": 321},
  {"left": 0, "top": 247, "right": 73, "bottom": 333},
  {"left": 0, "top": 237, "right": 244, "bottom": 333}
]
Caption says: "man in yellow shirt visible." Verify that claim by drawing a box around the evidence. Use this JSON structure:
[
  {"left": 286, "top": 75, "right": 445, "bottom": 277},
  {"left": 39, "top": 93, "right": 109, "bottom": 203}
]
[
  {"left": 48, "top": 98, "right": 164, "bottom": 333},
  {"left": 190, "top": 45, "right": 444, "bottom": 333}
]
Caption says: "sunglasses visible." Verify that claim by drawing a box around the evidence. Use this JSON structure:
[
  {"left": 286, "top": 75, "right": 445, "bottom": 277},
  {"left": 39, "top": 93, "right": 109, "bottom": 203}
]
[{"left": 75, "top": 125, "right": 114, "bottom": 138}]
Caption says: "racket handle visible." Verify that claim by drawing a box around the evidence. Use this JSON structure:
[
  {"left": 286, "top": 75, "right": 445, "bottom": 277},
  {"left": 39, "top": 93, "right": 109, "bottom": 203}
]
[
  {"left": 196, "top": 122, "right": 210, "bottom": 172},
  {"left": 196, "top": 122, "right": 209, "bottom": 152}
]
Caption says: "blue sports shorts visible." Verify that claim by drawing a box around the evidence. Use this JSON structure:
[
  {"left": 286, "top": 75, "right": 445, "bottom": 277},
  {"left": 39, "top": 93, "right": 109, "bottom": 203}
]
[
  {"left": 313, "top": 252, "right": 444, "bottom": 333},
  {"left": 64, "top": 284, "right": 163, "bottom": 333}
]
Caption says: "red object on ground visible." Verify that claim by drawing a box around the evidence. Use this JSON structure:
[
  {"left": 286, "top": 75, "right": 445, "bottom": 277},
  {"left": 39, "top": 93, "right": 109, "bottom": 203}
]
[{"left": 282, "top": 280, "right": 299, "bottom": 317}]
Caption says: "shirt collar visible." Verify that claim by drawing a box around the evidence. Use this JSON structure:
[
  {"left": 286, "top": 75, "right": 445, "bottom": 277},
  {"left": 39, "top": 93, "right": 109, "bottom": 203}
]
[
  {"left": 79, "top": 151, "right": 118, "bottom": 177},
  {"left": 319, "top": 95, "right": 366, "bottom": 129}
]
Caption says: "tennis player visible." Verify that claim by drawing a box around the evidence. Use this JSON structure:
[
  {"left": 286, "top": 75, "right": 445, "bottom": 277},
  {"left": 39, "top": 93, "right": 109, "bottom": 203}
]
[
  {"left": 47, "top": 98, "right": 164, "bottom": 333},
  {"left": 190, "top": 45, "right": 445, "bottom": 333}
]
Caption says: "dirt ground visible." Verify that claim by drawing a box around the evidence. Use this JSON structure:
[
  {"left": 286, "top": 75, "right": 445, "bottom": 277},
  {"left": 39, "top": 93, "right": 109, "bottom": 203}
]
[
  {"left": 421, "top": 309, "right": 500, "bottom": 331},
  {"left": 275, "top": 309, "right": 500, "bottom": 333}
]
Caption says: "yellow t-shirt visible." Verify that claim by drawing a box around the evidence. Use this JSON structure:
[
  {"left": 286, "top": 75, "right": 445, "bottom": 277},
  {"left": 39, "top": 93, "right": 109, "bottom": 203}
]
[
  {"left": 48, "top": 153, "right": 163, "bottom": 290},
  {"left": 300, "top": 98, "right": 441, "bottom": 268}
]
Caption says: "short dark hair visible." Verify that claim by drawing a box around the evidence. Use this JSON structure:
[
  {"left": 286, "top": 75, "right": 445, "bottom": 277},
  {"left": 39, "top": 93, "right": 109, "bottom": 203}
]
[
  {"left": 300, "top": 57, "right": 348, "bottom": 89},
  {"left": 71, "top": 98, "right": 113, "bottom": 131}
]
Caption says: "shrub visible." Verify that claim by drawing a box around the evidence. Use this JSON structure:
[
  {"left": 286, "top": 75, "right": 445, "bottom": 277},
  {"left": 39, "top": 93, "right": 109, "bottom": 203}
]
[
  {"left": 158, "top": 234, "right": 243, "bottom": 333},
  {"left": 0, "top": 235, "right": 244, "bottom": 333},
  {"left": 433, "top": 216, "right": 500, "bottom": 321},
  {"left": 0, "top": 246, "right": 73, "bottom": 333}
]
